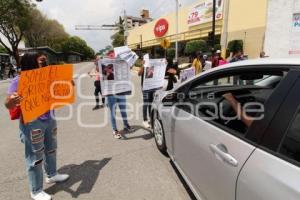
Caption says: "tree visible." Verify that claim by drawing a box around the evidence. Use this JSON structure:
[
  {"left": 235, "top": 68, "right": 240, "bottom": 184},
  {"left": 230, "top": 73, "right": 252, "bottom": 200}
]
[
  {"left": 0, "top": 45, "right": 8, "bottom": 53},
  {"left": 227, "top": 40, "right": 243, "bottom": 54},
  {"left": 23, "top": 8, "right": 69, "bottom": 51},
  {"left": 111, "top": 16, "right": 125, "bottom": 47},
  {"left": 111, "top": 33, "right": 124, "bottom": 47},
  {"left": 0, "top": 0, "right": 32, "bottom": 65},
  {"left": 185, "top": 40, "right": 208, "bottom": 56},
  {"left": 61, "top": 36, "right": 95, "bottom": 59}
]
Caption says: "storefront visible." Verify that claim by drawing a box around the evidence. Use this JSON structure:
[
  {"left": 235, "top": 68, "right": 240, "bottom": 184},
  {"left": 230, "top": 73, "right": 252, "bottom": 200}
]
[{"left": 127, "top": 0, "right": 268, "bottom": 59}]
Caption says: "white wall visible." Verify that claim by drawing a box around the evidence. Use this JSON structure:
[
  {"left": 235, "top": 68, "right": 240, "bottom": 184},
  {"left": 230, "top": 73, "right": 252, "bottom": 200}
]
[{"left": 264, "top": 0, "right": 300, "bottom": 58}]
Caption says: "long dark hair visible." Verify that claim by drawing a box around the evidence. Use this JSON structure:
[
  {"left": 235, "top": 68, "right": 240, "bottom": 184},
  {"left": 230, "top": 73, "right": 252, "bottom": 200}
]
[{"left": 20, "top": 52, "right": 44, "bottom": 71}]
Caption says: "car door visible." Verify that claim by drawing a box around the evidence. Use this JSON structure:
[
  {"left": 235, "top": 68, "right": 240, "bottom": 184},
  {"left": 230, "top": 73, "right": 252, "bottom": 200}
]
[
  {"left": 171, "top": 67, "right": 290, "bottom": 200},
  {"left": 237, "top": 70, "right": 300, "bottom": 200}
]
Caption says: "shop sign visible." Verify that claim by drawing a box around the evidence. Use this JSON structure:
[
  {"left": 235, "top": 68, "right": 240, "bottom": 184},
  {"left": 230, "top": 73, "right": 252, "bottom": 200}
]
[
  {"left": 187, "top": 0, "right": 224, "bottom": 27},
  {"left": 154, "top": 18, "right": 169, "bottom": 37}
]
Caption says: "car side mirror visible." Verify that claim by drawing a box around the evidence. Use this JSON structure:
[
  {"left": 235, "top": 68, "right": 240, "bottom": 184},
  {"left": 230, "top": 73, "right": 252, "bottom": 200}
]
[
  {"left": 162, "top": 92, "right": 186, "bottom": 106},
  {"left": 162, "top": 92, "right": 178, "bottom": 106}
]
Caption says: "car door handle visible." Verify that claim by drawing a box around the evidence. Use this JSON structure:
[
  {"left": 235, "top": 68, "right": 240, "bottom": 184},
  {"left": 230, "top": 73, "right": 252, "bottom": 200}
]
[{"left": 209, "top": 144, "right": 239, "bottom": 167}]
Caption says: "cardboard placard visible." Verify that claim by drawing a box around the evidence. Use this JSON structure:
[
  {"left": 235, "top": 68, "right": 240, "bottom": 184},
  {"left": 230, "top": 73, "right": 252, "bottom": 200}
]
[{"left": 18, "top": 64, "right": 75, "bottom": 123}]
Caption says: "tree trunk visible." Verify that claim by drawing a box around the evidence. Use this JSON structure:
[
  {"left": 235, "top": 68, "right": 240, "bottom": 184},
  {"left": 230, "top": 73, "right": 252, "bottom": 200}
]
[{"left": 12, "top": 48, "right": 20, "bottom": 67}]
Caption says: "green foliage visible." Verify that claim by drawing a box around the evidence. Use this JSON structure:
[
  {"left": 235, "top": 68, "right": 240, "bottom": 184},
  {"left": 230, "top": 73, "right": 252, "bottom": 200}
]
[
  {"left": 111, "top": 16, "right": 125, "bottom": 47},
  {"left": 167, "top": 48, "right": 176, "bottom": 60},
  {"left": 227, "top": 40, "right": 243, "bottom": 54},
  {"left": 0, "top": 0, "right": 32, "bottom": 64},
  {"left": 214, "top": 44, "right": 222, "bottom": 51},
  {"left": 61, "top": 36, "right": 95, "bottom": 59},
  {"left": 97, "top": 45, "right": 113, "bottom": 56},
  {"left": 0, "top": 45, "right": 8, "bottom": 54},
  {"left": 111, "top": 32, "right": 124, "bottom": 47},
  {"left": 24, "top": 8, "right": 69, "bottom": 51},
  {"left": 185, "top": 40, "right": 208, "bottom": 55}
]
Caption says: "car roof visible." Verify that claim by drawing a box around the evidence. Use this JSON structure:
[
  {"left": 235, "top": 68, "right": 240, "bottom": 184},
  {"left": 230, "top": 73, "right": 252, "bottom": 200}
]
[
  {"left": 174, "top": 58, "right": 300, "bottom": 90},
  {"left": 199, "top": 58, "right": 300, "bottom": 76}
]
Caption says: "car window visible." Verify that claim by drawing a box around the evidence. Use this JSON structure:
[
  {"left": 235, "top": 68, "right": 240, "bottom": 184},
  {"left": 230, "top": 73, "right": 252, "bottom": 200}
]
[
  {"left": 182, "top": 70, "right": 286, "bottom": 136},
  {"left": 279, "top": 108, "right": 300, "bottom": 164}
]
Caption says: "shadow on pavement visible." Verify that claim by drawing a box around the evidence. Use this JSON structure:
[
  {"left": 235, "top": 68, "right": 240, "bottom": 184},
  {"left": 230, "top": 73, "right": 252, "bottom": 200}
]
[
  {"left": 122, "top": 125, "right": 153, "bottom": 140},
  {"left": 45, "top": 158, "right": 111, "bottom": 198},
  {"left": 170, "top": 160, "right": 197, "bottom": 200}
]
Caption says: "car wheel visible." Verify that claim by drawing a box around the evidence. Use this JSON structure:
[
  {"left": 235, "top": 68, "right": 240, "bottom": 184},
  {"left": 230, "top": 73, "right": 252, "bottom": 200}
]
[{"left": 153, "top": 111, "right": 167, "bottom": 155}]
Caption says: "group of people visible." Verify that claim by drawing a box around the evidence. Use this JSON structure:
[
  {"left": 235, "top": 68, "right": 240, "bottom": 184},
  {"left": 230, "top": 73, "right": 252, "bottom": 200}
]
[
  {"left": 0, "top": 62, "right": 16, "bottom": 80},
  {"left": 4, "top": 48, "right": 265, "bottom": 200}
]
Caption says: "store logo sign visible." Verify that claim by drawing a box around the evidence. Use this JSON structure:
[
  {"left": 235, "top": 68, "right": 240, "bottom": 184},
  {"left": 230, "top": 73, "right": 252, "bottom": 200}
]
[{"left": 154, "top": 19, "right": 169, "bottom": 37}]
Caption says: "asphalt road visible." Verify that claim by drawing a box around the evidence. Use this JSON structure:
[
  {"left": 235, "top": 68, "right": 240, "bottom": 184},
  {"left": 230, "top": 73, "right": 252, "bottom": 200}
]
[{"left": 0, "top": 62, "right": 193, "bottom": 200}]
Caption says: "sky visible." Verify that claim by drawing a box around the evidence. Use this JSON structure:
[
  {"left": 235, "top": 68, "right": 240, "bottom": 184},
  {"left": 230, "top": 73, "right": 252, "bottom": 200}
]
[{"left": 36, "top": 0, "right": 198, "bottom": 52}]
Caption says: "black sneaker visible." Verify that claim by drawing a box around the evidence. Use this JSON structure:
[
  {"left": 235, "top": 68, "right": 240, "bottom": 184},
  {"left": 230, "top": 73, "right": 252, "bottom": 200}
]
[
  {"left": 123, "top": 125, "right": 135, "bottom": 133},
  {"left": 92, "top": 105, "right": 100, "bottom": 110}
]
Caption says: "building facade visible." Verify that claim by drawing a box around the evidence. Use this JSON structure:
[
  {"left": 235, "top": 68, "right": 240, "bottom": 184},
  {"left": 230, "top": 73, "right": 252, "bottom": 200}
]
[
  {"left": 127, "top": 0, "right": 268, "bottom": 59},
  {"left": 264, "top": 0, "right": 300, "bottom": 58}
]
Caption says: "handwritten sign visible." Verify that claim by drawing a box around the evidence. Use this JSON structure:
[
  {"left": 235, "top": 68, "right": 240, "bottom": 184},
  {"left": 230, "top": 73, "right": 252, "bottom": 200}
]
[{"left": 18, "top": 64, "right": 75, "bottom": 123}]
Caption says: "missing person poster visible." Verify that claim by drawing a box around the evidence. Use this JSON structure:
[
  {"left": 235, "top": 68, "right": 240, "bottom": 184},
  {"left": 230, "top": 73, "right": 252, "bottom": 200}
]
[
  {"left": 114, "top": 46, "right": 138, "bottom": 67},
  {"left": 99, "top": 58, "right": 132, "bottom": 96},
  {"left": 142, "top": 58, "right": 167, "bottom": 91},
  {"left": 180, "top": 67, "right": 195, "bottom": 82}
]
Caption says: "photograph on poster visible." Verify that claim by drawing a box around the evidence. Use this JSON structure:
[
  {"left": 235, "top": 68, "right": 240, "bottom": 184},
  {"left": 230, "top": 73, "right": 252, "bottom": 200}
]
[
  {"left": 145, "top": 66, "right": 155, "bottom": 79},
  {"left": 102, "top": 64, "right": 115, "bottom": 80}
]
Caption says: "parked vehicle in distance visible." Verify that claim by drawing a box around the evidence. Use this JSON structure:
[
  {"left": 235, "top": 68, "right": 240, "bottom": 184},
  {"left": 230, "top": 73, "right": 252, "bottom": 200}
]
[{"left": 151, "top": 59, "right": 300, "bottom": 200}]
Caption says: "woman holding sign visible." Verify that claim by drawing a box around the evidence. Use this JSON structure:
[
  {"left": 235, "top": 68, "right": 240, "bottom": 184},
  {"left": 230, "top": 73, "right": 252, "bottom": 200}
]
[{"left": 4, "top": 53, "right": 69, "bottom": 200}]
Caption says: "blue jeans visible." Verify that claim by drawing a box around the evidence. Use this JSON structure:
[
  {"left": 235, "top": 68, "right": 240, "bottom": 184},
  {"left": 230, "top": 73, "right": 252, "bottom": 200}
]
[
  {"left": 19, "top": 118, "right": 57, "bottom": 193},
  {"left": 107, "top": 95, "right": 129, "bottom": 131},
  {"left": 143, "top": 91, "right": 155, "bottom": 121}
]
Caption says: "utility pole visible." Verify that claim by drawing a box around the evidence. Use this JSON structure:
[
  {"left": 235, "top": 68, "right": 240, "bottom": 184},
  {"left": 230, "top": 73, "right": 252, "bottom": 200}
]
[
  {"left": 175, "top": 0, "right": 179, "bottom": 62},
  {"left": 124, "top": 9, "right": 128, "bottom": 46},
  {"left": 212, "top": 0, "right": 216, "bottom": 52}
]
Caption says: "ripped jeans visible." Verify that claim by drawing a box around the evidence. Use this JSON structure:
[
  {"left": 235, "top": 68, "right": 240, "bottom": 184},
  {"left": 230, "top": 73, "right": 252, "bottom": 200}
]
[{"left": 19, "top": 118, "right": 57, "bottom": 194}]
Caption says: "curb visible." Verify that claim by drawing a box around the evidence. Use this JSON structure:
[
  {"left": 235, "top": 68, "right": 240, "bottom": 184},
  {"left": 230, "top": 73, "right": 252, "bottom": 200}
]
[{"left": 0, "top": 79, "right": 10, "bottom": 84}]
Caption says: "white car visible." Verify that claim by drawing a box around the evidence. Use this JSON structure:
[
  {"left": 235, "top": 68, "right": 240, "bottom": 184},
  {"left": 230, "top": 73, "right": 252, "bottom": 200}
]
[{"left": 151, "top": 59, "right": 300, "bottom": 200}]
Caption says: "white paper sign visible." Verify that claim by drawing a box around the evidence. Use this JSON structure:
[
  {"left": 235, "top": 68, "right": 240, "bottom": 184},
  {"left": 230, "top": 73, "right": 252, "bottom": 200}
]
[
  {"left": 114, "top": 46, "right": 138, "bottom": 67},
  {"left": 143, "top": 58, "right": 167, "bottom": 91},
  {"left": 180, "top": 67, "right": 195, "bottom": 82},
  {"left": 143, "top": 54, "right": 150, "bottom": 67},
  {"left": 99, "top": 58, "right": 132, "bottom": 96}
]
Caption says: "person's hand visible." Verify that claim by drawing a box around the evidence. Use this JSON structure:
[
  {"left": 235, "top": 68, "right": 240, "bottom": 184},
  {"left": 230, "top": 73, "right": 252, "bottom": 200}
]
[
  {"left": 167, "top": 68, "right": 177, "bottom": 74},
  {"left": 6, "top": 92, "right": 23, "bottom": 109},
  {"left": 223, "top": 93, "right": 235, "bottom": 102}
]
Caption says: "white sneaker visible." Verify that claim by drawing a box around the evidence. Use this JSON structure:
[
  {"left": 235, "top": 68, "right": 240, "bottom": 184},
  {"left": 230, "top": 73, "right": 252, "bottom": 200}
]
[
  {"left": 45, "top": 173, "right": 69, "bottom": 184},
  {"left": 143, "top": 121, "right": 151, "bottom": 128},
  {"left": 30, "top": 191, "right": 51, "bottom": 200}
]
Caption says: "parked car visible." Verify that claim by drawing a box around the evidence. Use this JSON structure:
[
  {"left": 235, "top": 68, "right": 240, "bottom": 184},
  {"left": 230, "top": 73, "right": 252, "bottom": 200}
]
[{"left": 151, "top": 59, "right": 300, "bottom": 200}]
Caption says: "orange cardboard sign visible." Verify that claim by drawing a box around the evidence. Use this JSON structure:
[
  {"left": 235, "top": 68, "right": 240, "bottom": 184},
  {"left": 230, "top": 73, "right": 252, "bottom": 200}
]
[{"left": 18, "top": 64, "right": 75, "bottom": 123}]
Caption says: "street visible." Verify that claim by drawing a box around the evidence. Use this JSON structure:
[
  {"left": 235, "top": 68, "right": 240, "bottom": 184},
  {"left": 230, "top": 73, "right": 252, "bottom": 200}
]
[{"left": 0, "top": 62, "right": 193, "bottom": 200}]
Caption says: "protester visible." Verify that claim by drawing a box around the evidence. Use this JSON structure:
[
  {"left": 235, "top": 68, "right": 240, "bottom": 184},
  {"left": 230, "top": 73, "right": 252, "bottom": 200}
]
[
  {"left": 4, "top": 53, "right": 69, "bottom": 200},
  {"left": 259, "top": 51, "right": 268, "bottom": 58},
  {"left": 230, "top": 51, "right": 244, "bottom": 63},
  {"left": 0, "top": 62, "right": 4, "bottom": 79},
  {"left": 165, "top": 58, "right": 179, "bottom": 91},
  {"left": 89, "top": 56, "right": 105, "bottom": 110},
  {"left": 106, "top": 93, "right": 134, "bottom": 139},
  {"left": 192, "top": 51, "right": 203, "bottom": 75},
  {"left": 138, "top": 58, "right": 156, "bottom": 128},
  {"left": 203, "top": 55, "right": 212, "bottom": 71},
  {"left": 8, "top": 63, "right": 16, "bottom": 78}
]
